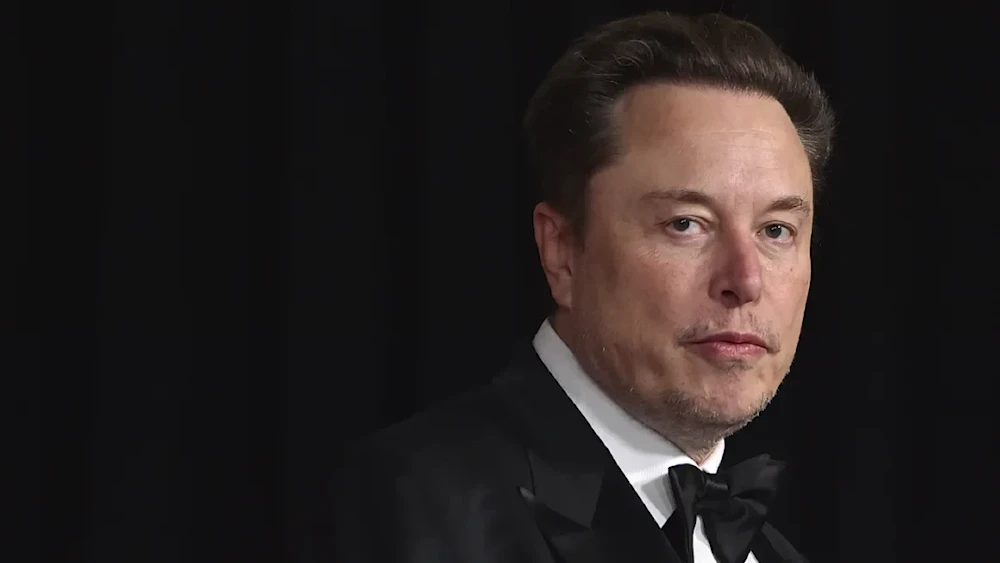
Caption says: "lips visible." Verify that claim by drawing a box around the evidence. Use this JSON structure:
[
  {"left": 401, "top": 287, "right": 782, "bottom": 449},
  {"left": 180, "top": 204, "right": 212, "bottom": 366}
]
[
  {"left": 693, "top": 332, "right": 769, "bottom": 350},
  {"left": 684, "top": 332, "right": 770, "bottom": 363}
]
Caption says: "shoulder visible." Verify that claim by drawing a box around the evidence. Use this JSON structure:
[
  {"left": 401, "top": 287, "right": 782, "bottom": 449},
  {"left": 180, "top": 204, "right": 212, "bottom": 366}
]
[
  {"left": 342, "top": 377, "right": 529, "bottom": 487},
  {"left": 306, "top": 373, "right": 543, "bottom": 562}
]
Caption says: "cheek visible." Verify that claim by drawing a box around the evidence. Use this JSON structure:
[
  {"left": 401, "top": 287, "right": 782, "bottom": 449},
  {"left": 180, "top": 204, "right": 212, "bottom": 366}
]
[
  {"left": 633, "top": 254, "right": 677, "bottom": 294},
  {"left": 769, "top": 262, "right": 811, "bottom": 326},
  {"left": 791, "top": 259, "right": 812, "bottom": 302},
  {"left": 578, "top": 226, "right": 693, "bottom": 325},
  {"left": 618, "top": 248, "right": 692, "bottom": 319}
]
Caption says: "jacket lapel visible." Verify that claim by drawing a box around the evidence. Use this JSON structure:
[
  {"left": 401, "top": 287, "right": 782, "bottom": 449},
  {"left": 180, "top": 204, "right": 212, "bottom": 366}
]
[
  {"left": 750, "top": 523, "right": 810, "bottom": 563},
  {"left": 493, "top": 346, "right": 682, "bottom": 563},
  {"left": 517, "top": 484, "right": 609, "bottom": 563}
]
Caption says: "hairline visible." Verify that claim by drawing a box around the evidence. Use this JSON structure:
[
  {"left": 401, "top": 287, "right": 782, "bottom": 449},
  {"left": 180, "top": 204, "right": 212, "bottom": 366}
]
[{"left": 571, "top": 79, "right": 814, "bottom": 241}]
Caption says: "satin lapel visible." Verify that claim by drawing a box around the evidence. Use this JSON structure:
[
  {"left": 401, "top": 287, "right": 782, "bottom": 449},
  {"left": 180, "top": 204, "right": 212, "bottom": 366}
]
[
  {"left": 750, "top": 523, "right": 810, "bottom": 563},
  {"left": 590, "top": 460, "right": 684, "bottom": 563},
  {"left": 518, "top": 485, "right": 608, "bottom": 563},
  {"left": 493, "top": 346, "right": 681, "bottom": 563}
]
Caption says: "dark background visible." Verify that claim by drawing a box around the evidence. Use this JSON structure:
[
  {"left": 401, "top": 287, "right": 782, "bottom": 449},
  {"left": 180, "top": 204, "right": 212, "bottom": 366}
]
[{"left": 20, "top": 1, "right": 996, "bottom": 562}]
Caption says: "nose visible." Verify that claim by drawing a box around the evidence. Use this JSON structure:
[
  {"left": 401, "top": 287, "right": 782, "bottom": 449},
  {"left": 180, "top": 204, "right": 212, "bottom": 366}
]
[{"left": 708, "top": 234, "right": 763, "bottom": 308}]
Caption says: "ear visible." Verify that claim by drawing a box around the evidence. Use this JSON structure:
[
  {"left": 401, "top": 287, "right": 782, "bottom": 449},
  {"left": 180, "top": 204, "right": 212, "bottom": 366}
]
[{"left": 533, "top": 202, "right": 576, "bottom": 309}]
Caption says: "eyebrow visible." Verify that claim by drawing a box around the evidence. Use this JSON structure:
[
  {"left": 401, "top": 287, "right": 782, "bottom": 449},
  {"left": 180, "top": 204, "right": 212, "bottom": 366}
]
[{"left": 640, "top": 187, "right": 812, "bottom": 218}]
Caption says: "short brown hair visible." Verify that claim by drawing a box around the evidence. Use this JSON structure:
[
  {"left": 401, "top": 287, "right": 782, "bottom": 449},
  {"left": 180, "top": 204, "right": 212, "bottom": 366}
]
[{"left": 523, "top": 11, "right": 835, "bottom": 236}]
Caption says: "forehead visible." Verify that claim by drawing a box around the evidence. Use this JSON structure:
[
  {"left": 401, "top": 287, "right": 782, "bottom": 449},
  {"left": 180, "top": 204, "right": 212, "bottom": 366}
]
[{"left": 603, "top": 83, "right": 812, "bottom": 204}]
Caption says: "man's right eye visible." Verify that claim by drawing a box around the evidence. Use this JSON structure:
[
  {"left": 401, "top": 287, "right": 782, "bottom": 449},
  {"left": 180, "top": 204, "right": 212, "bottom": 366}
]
[
  {"left": 665, "top": 217, "right": 704, "bottom": 235},
  {"left": 670, "top": 218, "right": 693, "bottom": 231}
]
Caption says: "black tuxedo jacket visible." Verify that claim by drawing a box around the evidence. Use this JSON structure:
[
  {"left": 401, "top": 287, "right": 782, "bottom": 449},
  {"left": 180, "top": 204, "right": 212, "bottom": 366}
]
[{"left": 306, "top": 345, "right": 808, "bottom": 563}]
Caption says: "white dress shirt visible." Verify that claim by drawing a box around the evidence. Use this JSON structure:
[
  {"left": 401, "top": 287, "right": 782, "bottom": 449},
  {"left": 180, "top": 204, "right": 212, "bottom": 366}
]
[{"left": 533, "top": 319, "right": 759, "bottom": 563}]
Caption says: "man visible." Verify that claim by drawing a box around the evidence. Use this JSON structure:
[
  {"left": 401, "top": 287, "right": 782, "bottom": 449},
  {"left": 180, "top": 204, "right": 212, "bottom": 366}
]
[{"left": 309, "top": 11, "right": 834, "bottom": 563}]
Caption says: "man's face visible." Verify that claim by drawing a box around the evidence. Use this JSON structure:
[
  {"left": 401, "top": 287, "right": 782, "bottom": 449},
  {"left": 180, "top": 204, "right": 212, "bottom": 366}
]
[{"left": 537, "top": 83, "right": 813, "bottom": 434}]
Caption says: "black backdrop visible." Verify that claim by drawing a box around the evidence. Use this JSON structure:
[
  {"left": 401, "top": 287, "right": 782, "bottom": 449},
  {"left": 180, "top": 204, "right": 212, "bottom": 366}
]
[{"left": 20, "top": 1, "right": 997, "bottom": 562}]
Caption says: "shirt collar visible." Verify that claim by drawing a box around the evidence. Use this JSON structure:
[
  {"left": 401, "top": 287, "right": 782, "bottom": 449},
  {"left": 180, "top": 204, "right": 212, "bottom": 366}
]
[{"left": 532, "top": 318, "right": 725, "bottom": 486}]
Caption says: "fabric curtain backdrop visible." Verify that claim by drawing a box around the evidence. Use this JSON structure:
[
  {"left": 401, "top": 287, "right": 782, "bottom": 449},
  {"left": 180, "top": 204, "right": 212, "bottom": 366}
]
[{"left": 21, "top": 1, "right": 995, "bottom": 562}]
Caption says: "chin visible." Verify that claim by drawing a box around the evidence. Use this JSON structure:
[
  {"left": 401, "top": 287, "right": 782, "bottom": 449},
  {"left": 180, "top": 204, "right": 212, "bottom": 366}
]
[
  {"left": 681, "top": 382, "right": 775, "bottom": 426},
  {"left": 709, "top": 401, "right": 768, "bottom": 427}
]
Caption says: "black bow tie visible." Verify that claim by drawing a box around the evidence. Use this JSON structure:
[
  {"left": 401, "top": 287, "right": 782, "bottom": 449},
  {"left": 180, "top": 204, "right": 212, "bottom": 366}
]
[{"left": 661, "top": 454, "right": 784, "bottom": 563}]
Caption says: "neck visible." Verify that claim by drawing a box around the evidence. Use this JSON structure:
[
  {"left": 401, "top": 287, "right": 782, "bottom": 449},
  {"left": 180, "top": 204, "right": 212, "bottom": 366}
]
[
  {"left": 659, "top": 429, "right": 722, "bottom": 466},
  {"left": 626, "top": 394, "right": 729, "bottom": 464}
]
